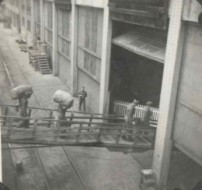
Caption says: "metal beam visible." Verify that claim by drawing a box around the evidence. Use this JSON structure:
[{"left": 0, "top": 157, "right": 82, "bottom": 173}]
[
  {"left": 152, "top": 0, "right": 185, "bottom": 189},
  {"left": 70, "top": 0, "right": 78, "bottom": 96},
  {"left": 0, "top": 108, "right": 2, "bottom": 182},
  {"left": 75, "top": 0, "right": 108, "bottom": 8},
  {"left": 99, "top": 3, "right": 112, "bottom": 114},
  {"left": 52, "top": 1, "right": 58, "bottom": 76}
]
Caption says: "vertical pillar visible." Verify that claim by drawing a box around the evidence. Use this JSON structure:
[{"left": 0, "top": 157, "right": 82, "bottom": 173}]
[
  {"left": 52, "top": 1, "right": 58, "bottom": 76},
  {"left": 17, "top": 0, "right": 21, "bottom": 33},
  {"left": 20, "top": 0, "right": 26, "bottom": 40},
  {"left": 40, "top": 0, "right": 44, "bottom": 41},
  {"left": 24, "top": 0, "right": 28, "bottom": 43},
  {"left": 19, "top": 0, "right": 23, "bottom": 39},
  {"left": 99, "top": 3, "right": 112, "bottom": 114},
  {"left": 152, "top": 0, "right": 185, "bottom": 189},
  {"left": 31, "top": 0, "right": 35, "bottom": 39},
  {"left": 70, "top": 0, "right": 78, "bottom": 96},
  {"left": 0, "top": 108, "right": 2, "bottom": 182}
]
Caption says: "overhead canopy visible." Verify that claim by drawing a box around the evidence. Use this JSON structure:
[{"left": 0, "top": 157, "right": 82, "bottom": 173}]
[
  {"left": 112, "top": 29, "right": 167, "bottom": 63},
  {"left": 109, "top": 0, "right": 168, "bottom": 30},
  {"left": 54, "top": 0, "right": 71, "bottom": 11}
]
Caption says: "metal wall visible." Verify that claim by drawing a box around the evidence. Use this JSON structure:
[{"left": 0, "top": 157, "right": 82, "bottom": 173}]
[
  {"left": 44, "top": 1, "right": 53, "bottom": 67},
  {"left": 34, "top": 0, "right": 41, "bottom": 38},
  {"left": 57, "top": 8, "right": 71, "bottom": 88},
  {"left": 76, "top": 6, "right": 103, "bottom": 112},
  {"left": 173, "top": 23, "right": 202, "bottom": 166}
]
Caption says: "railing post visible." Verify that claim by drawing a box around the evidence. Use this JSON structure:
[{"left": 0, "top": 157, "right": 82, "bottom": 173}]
[
  {"left": 27, "top": 108, "right": 32, "bottom": 127},
  {"left": 28, "top": 108, "right": 32, "bottom": 117},
  {"left": 88, "top": 114, "right": 93, "bottom": 131},
  {"left": 133, "top": 127, "right": 139, "bottom": 146},
  {"left": 97, "top": 124, "right": 102, "bottom": 142},
  {"left": 47, "top": 110, "right": 53, "bottom": 128},
  {"left": 116, "top": 126, "right": 122, "bottom": 144},
  {"left": 33, "top": 119, "right": 38, "bottom": 138},
  {"left": 7, "top": 119, "right": 11, "bottom": 140},
  {"left": 2, "top": 106, "right": 8, "bottom": 126},
  {"left": 69, "top": 112, "right": 74, "bottom": 128},
  {"left": 76, "top": 123, "right": 82, "bottom": 143},
  {"left": 0, "top": 107, "right": 2, "bottom": 181},
  {"left": 54, "top": 118, "right": 60, "bottom": 140}
]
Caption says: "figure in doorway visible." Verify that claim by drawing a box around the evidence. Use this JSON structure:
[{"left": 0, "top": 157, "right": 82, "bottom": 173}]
[
  {"left": 124, "top": 99, "right": 139, "bottom": 140},
  {"left": 125, "top": 99, "right": 139, "bottom": 125},
  {"left": 141, "top": 101, "right": 153, "bottom": 127},
  {"left": 78, "top": 86, "right": 87, "bottom": 111}
]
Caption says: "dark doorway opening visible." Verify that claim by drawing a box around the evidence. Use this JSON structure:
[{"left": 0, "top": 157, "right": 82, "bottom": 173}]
[{"left": 109, "top": 45, "right": 164, "bottom": 113}]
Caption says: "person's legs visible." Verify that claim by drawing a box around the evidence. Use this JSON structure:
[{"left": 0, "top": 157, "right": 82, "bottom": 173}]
[
  {"left": 18, "top": 108, "right": 29, "bottom": 128},
  {"left": 125, "top": 120, "right": 133, "bottom": 141}
]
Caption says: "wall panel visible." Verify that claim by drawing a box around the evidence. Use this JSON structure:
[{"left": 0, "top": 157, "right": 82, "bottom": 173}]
[
  {"left": 173, "top": 24, "right": 202, "bottom": 166},
  {"left": 76, "top": 6, "right": 103, "bottom": 112},
  {"left": 57, "top": 8, "right": 71, "bottom": 89}
]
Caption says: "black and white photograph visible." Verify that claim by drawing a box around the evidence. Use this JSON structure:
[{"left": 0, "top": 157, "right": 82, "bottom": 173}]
[{"left": 0, "top": 0, "right": 201, "bottom": 189}]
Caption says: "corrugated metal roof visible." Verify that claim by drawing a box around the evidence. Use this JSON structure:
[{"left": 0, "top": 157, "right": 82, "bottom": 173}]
[{"left": 112, "top": 29, "right": 167, "bottom": 63}]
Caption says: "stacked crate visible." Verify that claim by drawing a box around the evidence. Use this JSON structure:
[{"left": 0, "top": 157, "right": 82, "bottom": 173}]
[{"left": 29, "top": 50, "right": 52, "bottom": 74}]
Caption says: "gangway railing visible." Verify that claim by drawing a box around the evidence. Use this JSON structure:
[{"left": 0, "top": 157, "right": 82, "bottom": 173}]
[
  {"left": 0, "top": 115, "right": 156, "bottom": 149},
  {"left": 0, "top": 106, "right": 156, "bottom": 149},
  {"left": 0, "top": 104, "right": 124, "bottom": 130},
  {"left": 0, "top": 104, "right": 119, "bottom": 117},
  {"left": 114, "top": 100, "right": 159, "bottom": 127}
]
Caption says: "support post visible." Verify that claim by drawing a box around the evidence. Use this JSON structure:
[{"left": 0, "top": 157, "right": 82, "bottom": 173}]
[
  {"left": 24, "top": 0, "right": 28, "bottom": 44},
  {"left": 70, "top": 0, "right": 78, "bottom": 96},
  {"left": 40, "top": 0, "right": 45, "bottom": 41},
  {"left": 19, "top": 0, "right": 23, "bottom": 40},
  {"left": 52, "top": 1, "right": 58, "bottom": 76},
  {"left": 0, "top": 108, "right": 2, "bottom": 182},
  {"left": 99, "top": 3, "right": 112, "bottom": 114},
  {"left": 152, "top": 0, "right": 185, "bottom": 189},
  {"left": 31, "top": 0, "right": 35, "bottom": 42}
]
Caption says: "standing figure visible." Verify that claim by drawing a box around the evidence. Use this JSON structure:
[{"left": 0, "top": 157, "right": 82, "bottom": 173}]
[
  {"left": 141, "top": 101, "right": 153, "bottom": 127},
  {"left": 10, "top": 85, "right": 33, "bottom": 128},
  {"left": 124, "top": 99, "right": 139, "bottom": 140},
  {"left": 78, "top": 87, "right": 87, "bottom": 111},
  {"left": 125, "top": 99, "right": 139, "bottom": 126}
]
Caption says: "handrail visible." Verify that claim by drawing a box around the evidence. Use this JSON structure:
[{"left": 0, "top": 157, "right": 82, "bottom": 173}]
[
  {"left": 113, "top": 100, "right": 159, "bottom": 121},
  {"left": 0, "top": 115, "right": 125, "bottom": 126},
  {"left": 0, "top": 104, "right": 117, "bottom": 117},
  {"left": 1, "top": 124, "right": 156, "bottom": 132}
]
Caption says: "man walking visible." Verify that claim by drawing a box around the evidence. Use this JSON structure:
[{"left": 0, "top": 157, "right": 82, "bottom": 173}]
[
  {"left": 124, "top": 99, "right": 139, "bottom": 140},
  {"left": 125, "top": 99, "right": 139, "bottom": 125}
]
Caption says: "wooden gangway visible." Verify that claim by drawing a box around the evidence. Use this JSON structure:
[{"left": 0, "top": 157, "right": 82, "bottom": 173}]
[{"left": 0, "top": 105, "right": 157, "bottom": 149}]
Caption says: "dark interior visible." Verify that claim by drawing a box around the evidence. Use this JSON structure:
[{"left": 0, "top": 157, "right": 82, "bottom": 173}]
[{"left": 109, "top": 44, "right": 164, "bottom": 109}]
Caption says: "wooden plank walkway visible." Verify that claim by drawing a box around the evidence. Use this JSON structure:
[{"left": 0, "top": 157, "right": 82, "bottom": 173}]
[{"left": 0, "top": 105, "right": 157, "bottom": 149}]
